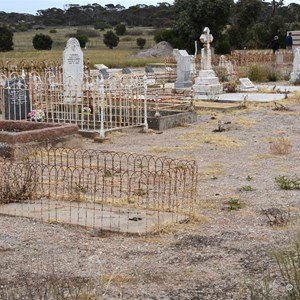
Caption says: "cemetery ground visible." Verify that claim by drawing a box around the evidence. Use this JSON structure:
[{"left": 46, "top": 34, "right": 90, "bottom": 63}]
[{"left": 1, "top": 93, "right": 300, "bottom": 299}]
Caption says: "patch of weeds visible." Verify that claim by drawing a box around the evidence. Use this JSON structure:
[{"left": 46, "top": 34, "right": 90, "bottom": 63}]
[
  {"left": 240, "top": 185, "right": 256, "bottom": 192},
  {"left": 133, "top": 188, "right": 146, "bottom": 197},
  {"left": 74, "top": 183, "right": 87, "bottom": 193},
  {"left": 270, "top": 137, "right": 292, "bottom": 155},
  {"left": 275, "top": 175, "right": 300, "bottom": 190},
  {"left": 246, "top": 175, "right": 253, "bottom": 181},
  {"left": 104, "top": 169, "right": 113, "bottom": 177},
  {"left": 223, "top": 198, "right": 242, "bottom": 211},
  {"left": 242, "top": 236, "right": 300, "bottom": 299}
]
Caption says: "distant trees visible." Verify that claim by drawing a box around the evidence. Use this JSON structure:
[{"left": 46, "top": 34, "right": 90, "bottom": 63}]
[
  {"left": 0, "top": 27, "right": 13, "bottom": 51},
  {"left": 173, "top": 0, "right": 234, "bottom": 52},
  {"left": 103, "top": 30, "right": 120, "bottom": 49},
  {"left": 32, "top": 33, "right": 53, "bottom": 50}
]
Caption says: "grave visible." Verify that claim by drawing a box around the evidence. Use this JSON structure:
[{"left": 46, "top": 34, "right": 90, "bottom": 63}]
[
  {"left": 63, "top": 38, "right": 84, "bottom": 102},
  {"left": 173, "top": 49, "right": 194, "bottom": 90},
  {"left": 147, "top": 109, "right": 197, "bottom": 131},
  {"left": 4, "top": 77, "right": 31, "bottom": 120},
  {"left": 193, "top": 27, "right": 223, "bottom": 98},
  {"left": 0, "top": 121, "right": 79, "bottom": 159},
  {"left": 99, "top": 68, "right": 110, "bottom": 79}
]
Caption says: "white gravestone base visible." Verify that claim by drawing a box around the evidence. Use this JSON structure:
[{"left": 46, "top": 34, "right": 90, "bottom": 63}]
[{"left": 193, "top": 70, "right": 223, "bottom": 96}]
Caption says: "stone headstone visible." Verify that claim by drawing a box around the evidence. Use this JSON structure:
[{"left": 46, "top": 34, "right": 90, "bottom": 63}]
[
  {"left": 63, "top": 38, "right": 84, "bottom": 101},
  {"left": 290, "top": 47, "right": 300, "bottom": 84},
  {"left": 173, "top": 49, "right": 193, "bottom": 89},
  {"left": 99, "top": 68, "right": 109, "bottom": 79},
  {"left": 145, "top": 65, "right": 154, "bottom": 73},
  {"left": 4, "top": 77, "right": 31, "bottom": 120},
  {"left": 122, "top": 67, "right": 132, "bottom": 74},
  {"left": 276, "top": 52, "right": 284, "bottom": 64},
  {"left": 193, "top": 27, "right": 222, "bottom": 97},
  {"left": 239, "top": 78, "right": 255, "bottom": 89}
]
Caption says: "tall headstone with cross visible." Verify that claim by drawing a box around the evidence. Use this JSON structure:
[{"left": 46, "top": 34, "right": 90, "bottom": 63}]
[
  {"left": 173, "top": 49, "right": 194, "bottom": 90},
  {"left": 63, "top": 38, "right": 84, "bottom": 102},
  {"left": 193, "top": 27, "right": 222, "bottom": 98}
]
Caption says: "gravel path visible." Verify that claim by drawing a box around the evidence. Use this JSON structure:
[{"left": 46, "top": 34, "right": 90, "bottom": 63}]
[{"left": 1, "top": 97, "right": 300, "bottom": 299}]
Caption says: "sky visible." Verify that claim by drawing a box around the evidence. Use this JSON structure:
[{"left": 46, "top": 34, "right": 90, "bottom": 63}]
[
  {"left": 0, "top": 0, "right": 296, "bottom": 14},
  {"left": 1, "top": 0, "right": 174, "bottom": 14}
]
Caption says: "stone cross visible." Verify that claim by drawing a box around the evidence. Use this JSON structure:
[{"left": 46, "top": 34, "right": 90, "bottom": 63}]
[{"left": 200, "top": 27, "right": 213, "bottom": 70}]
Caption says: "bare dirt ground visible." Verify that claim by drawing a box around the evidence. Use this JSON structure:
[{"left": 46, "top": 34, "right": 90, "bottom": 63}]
[{"left": 1, "top": 94, "right": 300, "bottom": 299}]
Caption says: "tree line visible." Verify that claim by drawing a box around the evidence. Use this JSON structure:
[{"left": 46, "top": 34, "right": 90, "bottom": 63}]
[{"left": 0, "top": 0, "right": 300, "bottom": 53}]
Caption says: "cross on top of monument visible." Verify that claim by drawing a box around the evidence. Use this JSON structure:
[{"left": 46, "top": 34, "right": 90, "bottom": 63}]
[{"left": 200, "top": 27, "right": 213, "bottom": 49}]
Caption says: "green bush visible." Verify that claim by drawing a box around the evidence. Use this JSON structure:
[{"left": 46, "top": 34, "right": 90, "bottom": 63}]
[
  {"left": 154, "top": 28, "right": 178, "bottom": 48},
  {"left": 76, "top": 35, "right": 89, "bottom": 48},
  {"left": 136, "top": 37, "right": 146, "bottom": 49},
  {"left": 94, "top": 20, "right": 111, "bottom": 30},
  {"left": 115, "top": 23, "right": 126, "bottom": 36},
  {"left": 0, "top": 26, "right": 13, "bottom": 51},
  {"left": 32, "top": 33, "right": 53, "bottom": 50},
  {"left": 103, "top": 30, "right": 120, "bottom": 49},
  {"left": 49, "top": 29, "right": 57, "bottom": 34}
]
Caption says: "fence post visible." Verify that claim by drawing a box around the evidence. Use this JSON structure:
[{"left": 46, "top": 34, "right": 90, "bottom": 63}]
[
  {"left": 97, "top": 75, "right": 105, "bottom": 138},
  {"left": 143, "top": 75, "right": 148, "bottom": 130}
]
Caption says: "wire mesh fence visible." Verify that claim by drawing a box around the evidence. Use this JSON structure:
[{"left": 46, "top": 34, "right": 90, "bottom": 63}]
[{"left": 0, "top": 146, "right": 198, "bottom": 235}]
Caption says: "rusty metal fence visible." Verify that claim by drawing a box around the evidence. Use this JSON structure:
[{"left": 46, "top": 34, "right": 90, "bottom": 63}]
[
  {"left": 0, "top": 70, "right": 148, "bottom": 137},
  {"left": 0, "top": 146, "right": 198, "bottom": 234}
]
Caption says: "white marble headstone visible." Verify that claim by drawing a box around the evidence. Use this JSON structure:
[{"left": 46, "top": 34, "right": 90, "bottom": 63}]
[
  {"left": 63, "top": 38, "right": 84, "bottom": 101},
  {"left": 173, "top": 49, "right": 193, "bottom": 89}
]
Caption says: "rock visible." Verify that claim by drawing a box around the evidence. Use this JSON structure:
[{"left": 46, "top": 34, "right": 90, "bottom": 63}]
[{"left": 135, "top": 41, "right": 174, "bottom": 58}]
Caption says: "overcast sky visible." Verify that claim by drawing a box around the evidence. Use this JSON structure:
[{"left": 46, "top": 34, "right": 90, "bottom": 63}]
[
  {"left": 0, "top": 0, "right": 296, "bottom": 14},
  {"left": 1, "top": 0, "right": 173, "bottom": 14}
]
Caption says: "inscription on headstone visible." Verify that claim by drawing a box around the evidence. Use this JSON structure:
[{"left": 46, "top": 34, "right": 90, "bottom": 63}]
[{"left": 4, "top": 77, "right": 31, "bottom": 120}]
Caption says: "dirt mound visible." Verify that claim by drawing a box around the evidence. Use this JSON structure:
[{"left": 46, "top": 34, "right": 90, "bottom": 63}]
[{"left": 135, "top": 41, "right": 174, "bottom": 58}]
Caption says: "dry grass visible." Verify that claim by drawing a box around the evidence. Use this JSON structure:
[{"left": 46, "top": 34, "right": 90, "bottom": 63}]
[
  {"left": 232, "top": 116, "right": 257, "bottom": 128},
  {"left": 270, "top": 137, "right": 292, "bottom": 155}
]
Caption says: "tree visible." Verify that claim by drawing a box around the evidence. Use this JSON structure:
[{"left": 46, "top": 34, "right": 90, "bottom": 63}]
[
  {"left": 115, "top": 23, "right": 126, "bottom": 35},
  {"left": 173, "top": 0, "right": 234, "bottom": 52},
  {"left": 32, "top": 33, "right": 53, "bottom": 50},
  {"left": 103, "top": 30, "right": 120, "bottom": 49},
  {"left": 0, "top": 27, "right": 13, "bottom": 51},
  {"left": 136, "top": 37, "right": 146, "bottom": 49},
  {"left": 76, "top": 35, "right": 89, "bottom": 48}
]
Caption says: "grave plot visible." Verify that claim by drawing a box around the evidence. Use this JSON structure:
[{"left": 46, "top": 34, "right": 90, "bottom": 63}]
[{"left": 0, "top": 146, "right": 198, "bottom": 234}]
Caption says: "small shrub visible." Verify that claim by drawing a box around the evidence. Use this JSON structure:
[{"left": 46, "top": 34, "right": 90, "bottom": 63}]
[
  {"left": 275, "top": 175, "right": 300, "bottom": 190},
  {"left": 49, "top": 29, "right": 57, "bottom": 34},
  {"left": 267, "top": 69, "right": 280, "bottom": 82},
  {"left": 32, "top": 33, "right": 53, "bottom": 50},
  {"left": 223, "top": 198, "right": 242, "bottom": 210},
  {"left": 0, "top": 26, "right": 13, "bottom": 51},
  {"left": 0, "top": 162, "right": 37, "bottom": 204},
  {"left": 136, "top": 37, "right": 146, "bottom": 49},
  {"left": 270, "top": 137, "right": 292, "bottom": 155},
  {"left": 115, "top": 23, "right": 126, "bottom": 36},
  {"left": 103, "top": 30, "right": 119, "bottom": 49},
  {"left": 240, "top": 185, "right": 255, "bottom": 192},
  {"left": 247, "top": 64, "right": 268, "bottom": 82}
]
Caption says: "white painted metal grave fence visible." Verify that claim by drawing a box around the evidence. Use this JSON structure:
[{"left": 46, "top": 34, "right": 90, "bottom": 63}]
[{"left": 0, "top": 71, "right": 148, "bottom": 137}]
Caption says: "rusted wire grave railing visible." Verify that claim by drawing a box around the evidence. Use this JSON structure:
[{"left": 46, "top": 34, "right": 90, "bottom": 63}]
[
  {"left": 0, "top": 70, "right": 148, "bottom": 137},
  {"left": 0, "top": 147, "right": 198, "bottom": 234}
]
